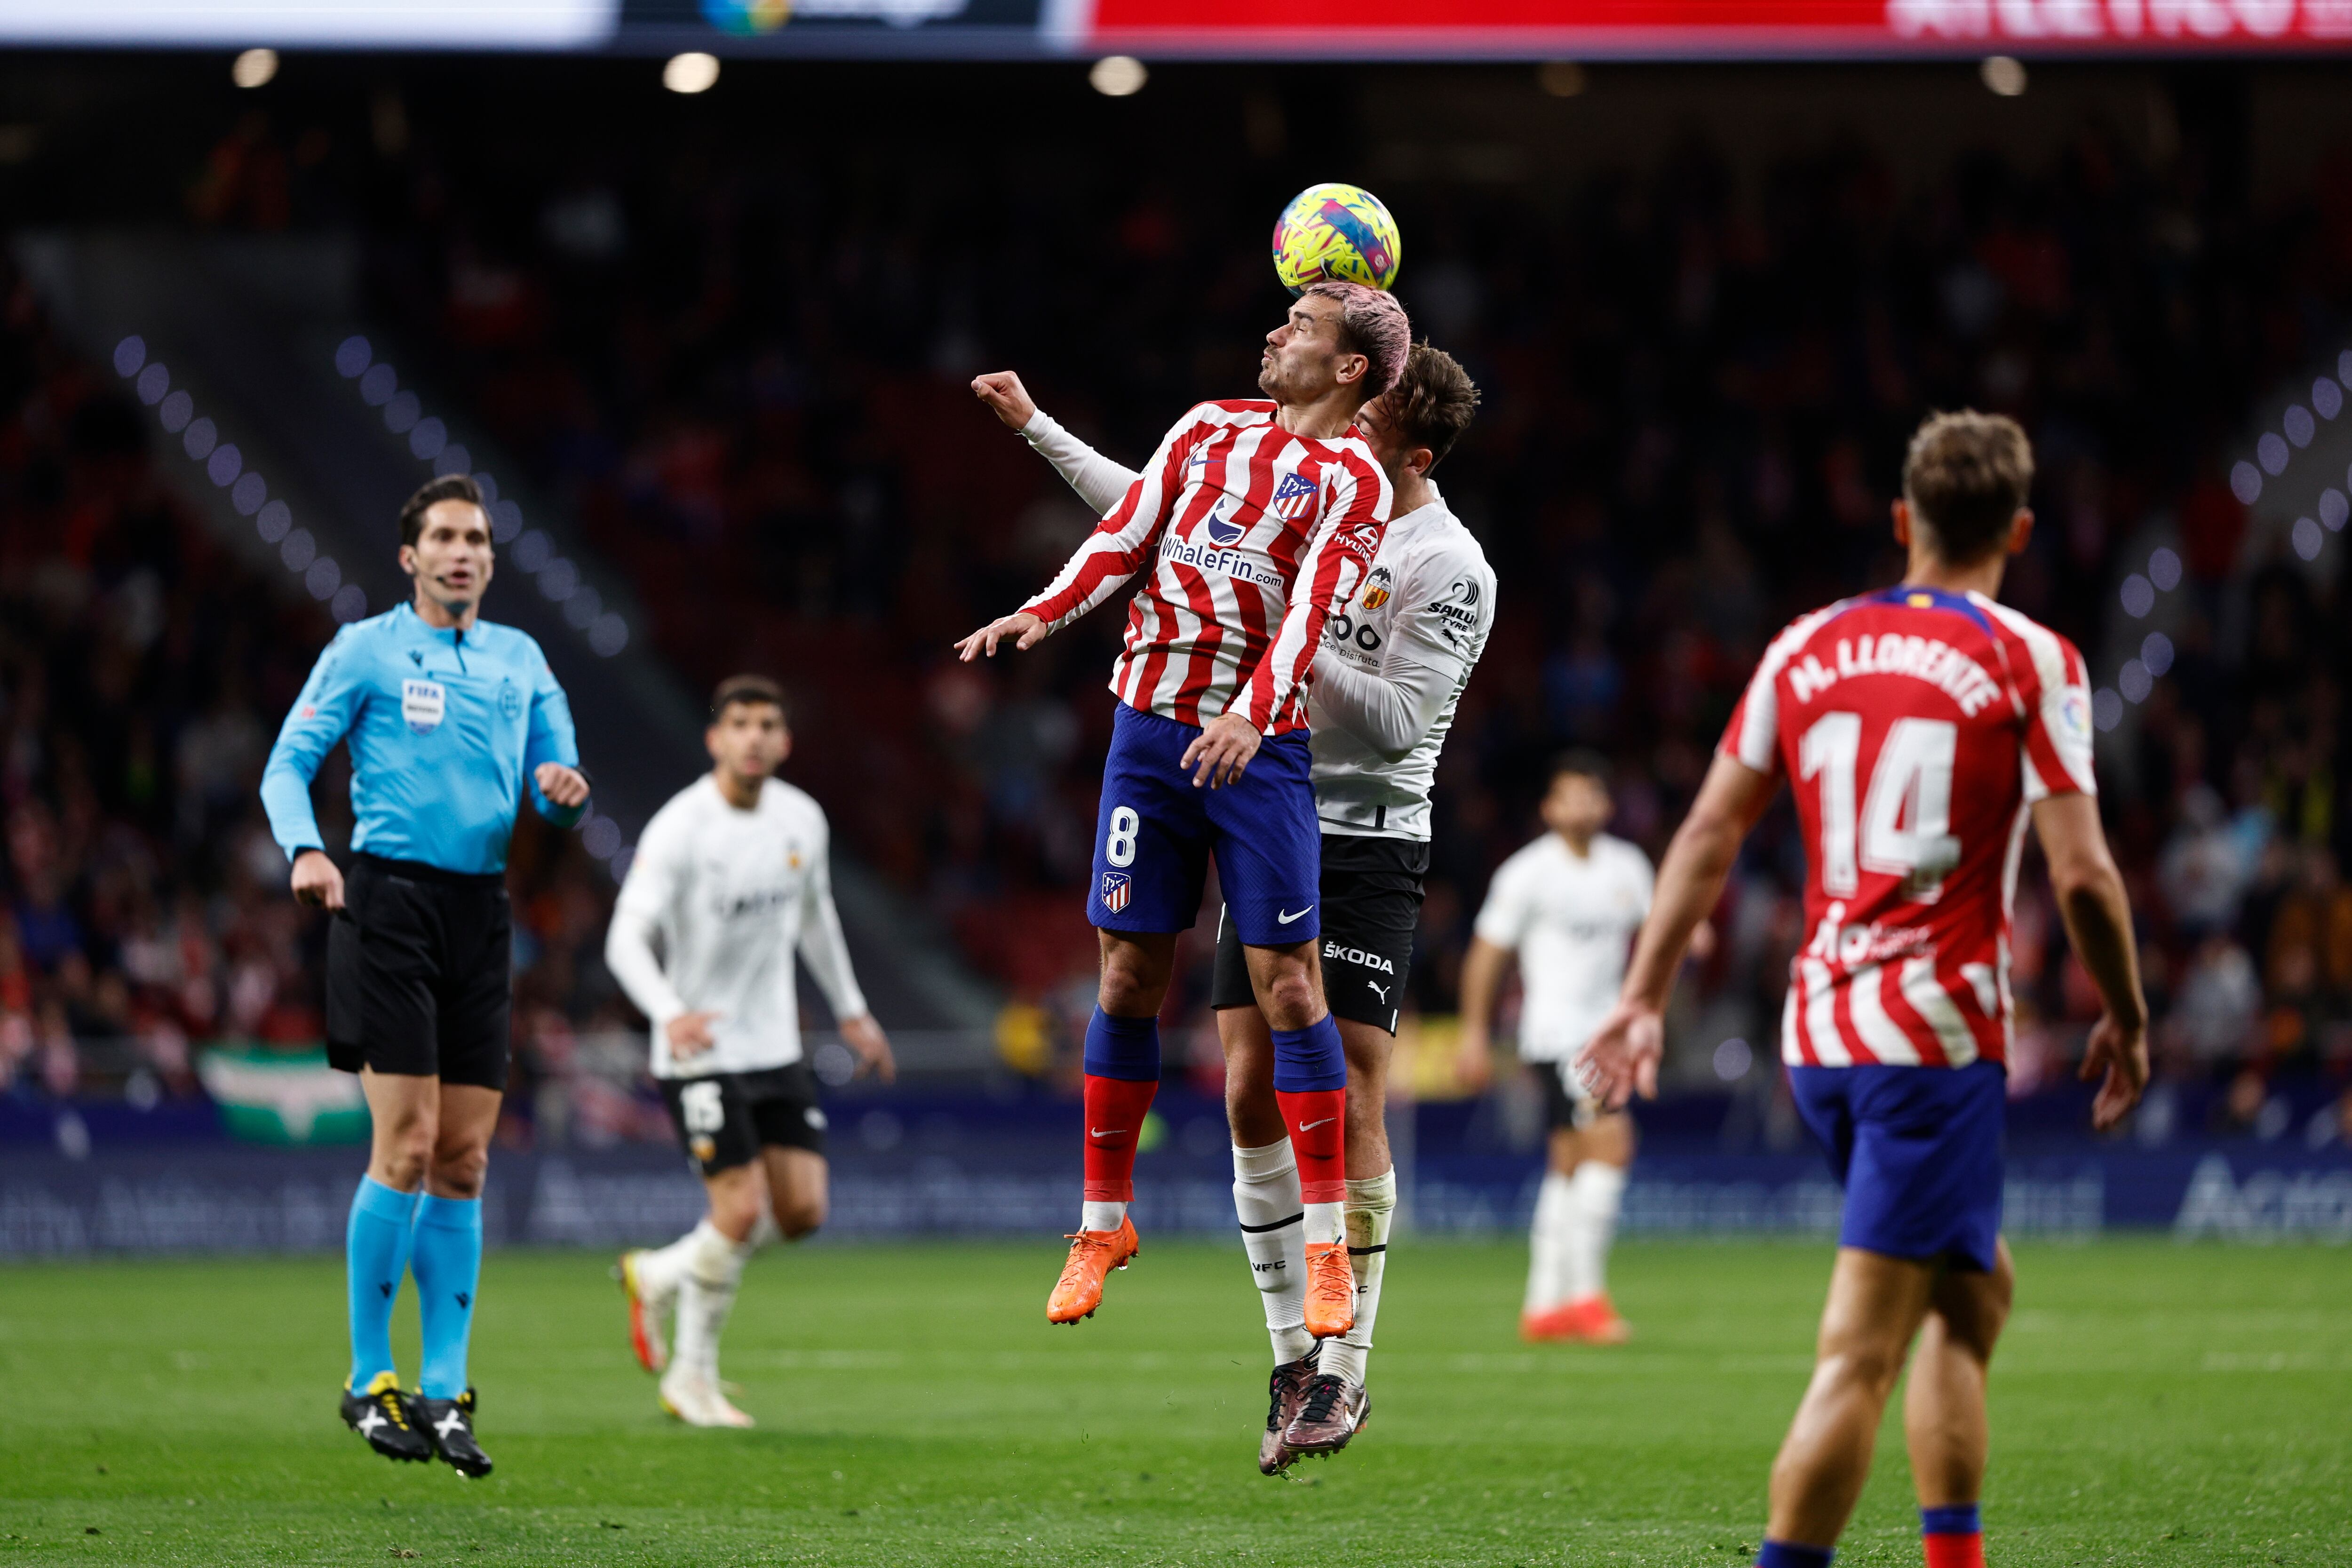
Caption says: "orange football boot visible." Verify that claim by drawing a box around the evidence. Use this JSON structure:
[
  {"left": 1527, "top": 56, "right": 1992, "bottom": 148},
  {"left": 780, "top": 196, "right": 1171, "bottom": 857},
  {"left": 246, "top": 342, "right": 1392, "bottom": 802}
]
[
  {"left": 1524, "top": 1295, "right": 1631, "bottom": 1344},
  {"left": 1302, "top": 1240, "right": 1356, "bottom": 1338},
  {"left": 1046, "top": 1215, "right": 1140, "bottom": 1324},
  {"left": 1566, "top": 1293, "right": 1633, "bottom": 1344},
  {"left": 615, "top": 1250, "right": 669, "bottom": 1374}
]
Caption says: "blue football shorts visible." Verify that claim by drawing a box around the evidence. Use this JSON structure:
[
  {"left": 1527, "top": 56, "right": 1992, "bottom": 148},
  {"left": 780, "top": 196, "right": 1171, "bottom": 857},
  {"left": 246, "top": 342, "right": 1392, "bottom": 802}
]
[
  {"left": 1087, "top": 702, "right": 1321, "bottom": 946},
  {"left": 1789, "top": 1059, "right": 2006, "bottom": 1273}
]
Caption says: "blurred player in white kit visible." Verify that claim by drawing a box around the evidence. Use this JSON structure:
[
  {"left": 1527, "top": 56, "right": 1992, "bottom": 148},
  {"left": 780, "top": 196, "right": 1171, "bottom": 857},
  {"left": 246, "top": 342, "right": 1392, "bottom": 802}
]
[
  {"left": 1457, "top": 753, "right": 1705, "bottom": 1343},
  {"left": 606, "top": 676, "right": 894, "bottom": 1426}
]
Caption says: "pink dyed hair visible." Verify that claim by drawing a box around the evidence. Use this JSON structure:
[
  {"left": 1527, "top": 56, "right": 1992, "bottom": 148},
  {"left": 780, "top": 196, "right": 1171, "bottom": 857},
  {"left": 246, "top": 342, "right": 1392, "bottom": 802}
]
[{"left": 1300, "top": 280, "right": 1411, "bottom": 402}]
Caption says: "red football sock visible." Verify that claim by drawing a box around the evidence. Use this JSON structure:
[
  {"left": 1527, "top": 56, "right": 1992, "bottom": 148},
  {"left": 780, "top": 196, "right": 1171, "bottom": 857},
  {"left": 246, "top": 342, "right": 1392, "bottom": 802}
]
[
  {"left": 1081, "top": 1075, "right": 1158, "bottom": 1203},
  {"left": 1275, "top": 1087, "right": 1347, "bottom": 1204},
  {"left": 1923, "top": 1531, "right": 1984, "bottom": 1568}
]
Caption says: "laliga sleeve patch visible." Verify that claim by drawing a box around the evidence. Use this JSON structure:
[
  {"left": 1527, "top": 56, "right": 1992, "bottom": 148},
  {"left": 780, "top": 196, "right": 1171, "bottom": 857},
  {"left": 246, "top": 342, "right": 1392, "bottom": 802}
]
[{"left": 402, "top": 679, "right": 445, "bottom": 735}]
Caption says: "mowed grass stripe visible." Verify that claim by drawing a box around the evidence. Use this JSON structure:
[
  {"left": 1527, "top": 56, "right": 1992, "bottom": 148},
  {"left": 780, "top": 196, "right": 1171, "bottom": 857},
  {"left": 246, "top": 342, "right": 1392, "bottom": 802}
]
[{"left": 2, "top": 1239, "right": 2345, "bottom": 1565}]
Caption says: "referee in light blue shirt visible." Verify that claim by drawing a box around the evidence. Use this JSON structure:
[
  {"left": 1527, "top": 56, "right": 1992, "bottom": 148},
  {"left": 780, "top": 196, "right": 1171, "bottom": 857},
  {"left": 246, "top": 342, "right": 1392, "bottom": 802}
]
[{"left": 261, "top": 473, "right": 589, "bottom": 1479}]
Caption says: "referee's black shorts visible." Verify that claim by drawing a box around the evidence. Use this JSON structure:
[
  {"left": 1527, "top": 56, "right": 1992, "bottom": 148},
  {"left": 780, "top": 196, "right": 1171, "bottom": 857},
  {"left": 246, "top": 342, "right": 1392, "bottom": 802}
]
[
  {"left": 1210, "top": 833, "right": 1428, "bottom": 1035},
  {"left": 325, "top": 853, "right": 513, "bottom": 1090}
]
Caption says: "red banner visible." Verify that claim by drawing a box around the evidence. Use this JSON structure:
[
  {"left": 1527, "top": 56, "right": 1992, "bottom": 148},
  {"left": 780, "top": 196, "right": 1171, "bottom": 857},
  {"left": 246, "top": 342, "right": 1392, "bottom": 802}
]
[{"left": 1086, "top": 0, "right": 2352, "bottom": 54}]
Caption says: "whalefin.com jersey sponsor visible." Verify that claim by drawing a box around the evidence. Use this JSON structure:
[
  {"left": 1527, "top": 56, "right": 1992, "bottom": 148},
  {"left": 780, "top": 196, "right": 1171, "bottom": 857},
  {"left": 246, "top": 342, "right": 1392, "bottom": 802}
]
[
  {"left": 1019, "top": 399, "right": 1391, "bottom": 735},
  {"left": 1718, "top": 586, "right": 2095, "bottom": 1071}
]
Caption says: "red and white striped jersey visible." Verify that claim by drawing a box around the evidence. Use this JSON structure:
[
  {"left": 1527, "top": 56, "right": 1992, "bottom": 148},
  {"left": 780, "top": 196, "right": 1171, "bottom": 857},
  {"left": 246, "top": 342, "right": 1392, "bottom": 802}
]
[
  {"left": 1020, "top": 400, "right": 1391, "bottom": 734},
  {"left": 1718, "top": 586, "right": 2097, "bottom": 1071}
]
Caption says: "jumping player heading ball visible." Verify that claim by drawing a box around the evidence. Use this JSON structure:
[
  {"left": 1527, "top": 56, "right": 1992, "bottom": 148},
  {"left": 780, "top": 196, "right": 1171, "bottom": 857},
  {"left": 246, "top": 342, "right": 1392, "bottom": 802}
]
[
  {"left": 956, "top": 281, "right": 1411, "bottom": 1333},
  {"left": 1580, "top": 410, "right": 2149, "bottom": 1568}
]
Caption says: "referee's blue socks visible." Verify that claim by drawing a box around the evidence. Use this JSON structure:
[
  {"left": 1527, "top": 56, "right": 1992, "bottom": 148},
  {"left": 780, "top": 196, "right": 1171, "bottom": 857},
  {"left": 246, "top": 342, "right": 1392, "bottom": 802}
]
[
  {"left": 411, "top": 1194, "right": 485, "bottom": 1399},
  {"left": 1754, "top": 1542, "right": 1833, "bottom": 1568},
  {"left": 346, "top": 1177, "right": 420, "bottom": 1390}
]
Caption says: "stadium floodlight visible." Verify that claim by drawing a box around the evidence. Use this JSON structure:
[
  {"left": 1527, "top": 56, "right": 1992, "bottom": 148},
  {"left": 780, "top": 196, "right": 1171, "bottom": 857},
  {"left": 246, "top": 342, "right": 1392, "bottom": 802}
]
[
  {"left": 1089, "top": 55, "right": 1146, "bottom": 97},
  {"left": 663, "top": 51, "right": 719, "bottom": 94},
  {"left": 1980, "top": 56, "right": 2026, "bottom": 97},
  {"left": 231, "top": 48, "right": 277, "bottom": 88}
]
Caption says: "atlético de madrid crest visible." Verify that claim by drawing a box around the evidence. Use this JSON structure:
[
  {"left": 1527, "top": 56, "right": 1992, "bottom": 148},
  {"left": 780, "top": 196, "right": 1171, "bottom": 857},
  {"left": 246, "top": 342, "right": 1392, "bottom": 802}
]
[{"left": 1100, "top": 872, "right": 1132, "bottom": 915}]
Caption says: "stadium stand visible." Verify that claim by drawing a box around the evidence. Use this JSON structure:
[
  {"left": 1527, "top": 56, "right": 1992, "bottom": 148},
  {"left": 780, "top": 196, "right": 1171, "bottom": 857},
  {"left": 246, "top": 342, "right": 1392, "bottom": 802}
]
[{"left": 5, "top": 65, "right": 2351, "bottom": 1157}]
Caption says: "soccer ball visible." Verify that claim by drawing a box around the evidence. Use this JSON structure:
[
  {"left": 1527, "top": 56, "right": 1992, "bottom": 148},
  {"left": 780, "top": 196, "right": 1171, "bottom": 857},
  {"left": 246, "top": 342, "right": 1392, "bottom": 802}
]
[{"left": 1271, "top": 183, "right": 1402, "bottom": 294}]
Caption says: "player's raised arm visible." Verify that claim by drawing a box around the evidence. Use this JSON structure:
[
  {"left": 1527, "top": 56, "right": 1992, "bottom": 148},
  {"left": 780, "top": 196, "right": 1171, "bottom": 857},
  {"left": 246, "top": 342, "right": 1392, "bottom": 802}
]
[
  {"left": 954, "top": 406, "right": 1199, "bottom": 663},
  {"left": 1578, "top": 752, "right": 1778, "bottom": 1107},
  {"left": 973, "top": 371, "right": 1142, "bottom": 518}
]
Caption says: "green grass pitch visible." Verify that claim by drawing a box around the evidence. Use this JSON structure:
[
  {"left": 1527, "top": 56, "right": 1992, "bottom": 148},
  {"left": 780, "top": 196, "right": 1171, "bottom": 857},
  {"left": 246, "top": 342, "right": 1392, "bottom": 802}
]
[{"left": 2, "top": 1237, "right": 2346, "bottom": 1565}]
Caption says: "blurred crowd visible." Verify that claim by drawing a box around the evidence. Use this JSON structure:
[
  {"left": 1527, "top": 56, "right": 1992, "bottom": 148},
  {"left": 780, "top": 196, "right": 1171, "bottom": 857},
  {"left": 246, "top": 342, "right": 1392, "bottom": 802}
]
[{"left": 8, "top": 64, "right": 2352, "bottom": 1143}]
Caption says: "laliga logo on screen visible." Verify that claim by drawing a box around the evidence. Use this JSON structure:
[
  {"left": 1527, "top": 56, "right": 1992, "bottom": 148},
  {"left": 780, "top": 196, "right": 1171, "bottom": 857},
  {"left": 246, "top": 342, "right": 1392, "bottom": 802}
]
[{"left": 1203, "top": 501, "right": 1248, "bottom": 549}]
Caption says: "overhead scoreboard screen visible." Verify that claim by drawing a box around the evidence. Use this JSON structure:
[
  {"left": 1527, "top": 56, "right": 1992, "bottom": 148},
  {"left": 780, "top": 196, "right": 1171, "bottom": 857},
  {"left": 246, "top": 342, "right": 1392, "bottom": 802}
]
[{"left": 1, "top": 0, "right": 2348, "bottom": 56}]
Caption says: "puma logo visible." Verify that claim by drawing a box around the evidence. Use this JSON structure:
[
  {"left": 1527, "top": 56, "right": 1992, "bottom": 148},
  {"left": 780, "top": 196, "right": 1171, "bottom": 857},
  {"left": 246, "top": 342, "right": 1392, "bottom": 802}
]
[{"left": 1366, "top": 980, "right": 1390, "bottom": 1002}]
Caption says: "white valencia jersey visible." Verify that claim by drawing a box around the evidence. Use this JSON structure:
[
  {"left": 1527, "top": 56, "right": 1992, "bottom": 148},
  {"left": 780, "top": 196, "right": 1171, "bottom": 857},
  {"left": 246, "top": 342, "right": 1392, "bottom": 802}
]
[
  {"left": 605, "top": 776, "right": 867, "bottom": 1079},
  {"left": 1308, "top": 495, "right": 1496, "bottom": 841},
  {"left": 1473, "top": 833, "right": 1654, "bottom": 1062}
]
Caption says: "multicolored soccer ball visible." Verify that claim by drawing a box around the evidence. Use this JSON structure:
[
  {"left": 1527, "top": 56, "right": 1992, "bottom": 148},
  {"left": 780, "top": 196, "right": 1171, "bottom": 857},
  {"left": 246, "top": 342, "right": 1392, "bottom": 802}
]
[{"left": 1271, "top": 183, "right": 1402, "bottom": 294}]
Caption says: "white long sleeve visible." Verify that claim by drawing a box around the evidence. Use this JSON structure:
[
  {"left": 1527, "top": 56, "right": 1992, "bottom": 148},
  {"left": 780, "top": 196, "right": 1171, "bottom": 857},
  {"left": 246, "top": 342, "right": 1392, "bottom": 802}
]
[
  {"left": 1309, "top": 643, "right": 1460, "bottom": 763},
  {"left": 795, "top": 839, "right": 869, "bottom": 1023},
  {"left": 604, "top": 901, "right": 687, "bottom": 1030},
  {"left": 1022, "top": 408, "right": 1142, "bottom": 517}
]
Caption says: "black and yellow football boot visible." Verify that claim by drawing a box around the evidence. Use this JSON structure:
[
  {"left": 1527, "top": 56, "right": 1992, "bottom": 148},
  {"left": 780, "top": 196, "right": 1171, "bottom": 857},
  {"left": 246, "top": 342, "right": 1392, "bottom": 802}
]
[
  {"left": 413, "top": 1388, "right": 494, "bottom": 1479},
  {"left": 341, "top": 1372, "right": 432, "bottom": 1463}
]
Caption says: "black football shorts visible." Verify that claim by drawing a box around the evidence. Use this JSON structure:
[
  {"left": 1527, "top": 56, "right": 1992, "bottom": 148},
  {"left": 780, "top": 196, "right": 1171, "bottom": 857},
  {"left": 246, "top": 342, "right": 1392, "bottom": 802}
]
[
  {"left": 325, "top": 854, "right": 512, "bottom": 1091},
  {"left": 1210, "top": 834, "right": 1428, "bottom": 1034},
  {"left": 659, "top": 1063, "right": 829, "bottom": 1176}
]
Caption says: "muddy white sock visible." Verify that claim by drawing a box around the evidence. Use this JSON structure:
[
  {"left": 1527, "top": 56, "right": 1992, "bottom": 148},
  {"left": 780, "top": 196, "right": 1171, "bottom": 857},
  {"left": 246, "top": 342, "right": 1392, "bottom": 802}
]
[
  {"left": 1320, "top": 1167, "right": 1395, "bottom": 1386},
  {"left": 1232, "top": 1140, "right": 1311, "bottom": 1365}
]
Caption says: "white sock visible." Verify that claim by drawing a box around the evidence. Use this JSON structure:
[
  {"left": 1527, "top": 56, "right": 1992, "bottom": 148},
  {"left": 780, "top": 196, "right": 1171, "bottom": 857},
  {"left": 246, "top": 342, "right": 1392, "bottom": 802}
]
[
  {"left": 1565, "top": 1161, "right": 1627, "bottom": 1304},
  {"left": 1526, "top": 1171, "right": 1575, "bottom": 1313},
  {"left": 1320, "top": 1167, "right": 1395, "bottom": 1386},
  {"left": 636, "top": 1223, "right": 706, "bottom": 1297},
  {"left": 1080, "top": 1200, "right": 1126, "bottom": 1233},
  {"left": 1302, "top": 1200, "right": 1346, "bottom": 1248},
  {"left": 1232, "top": 1140, "right": 1311, "bottom": 1365},
  {"left": 670, "top": 1220, "right": 752, "bottom": 1379}
]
